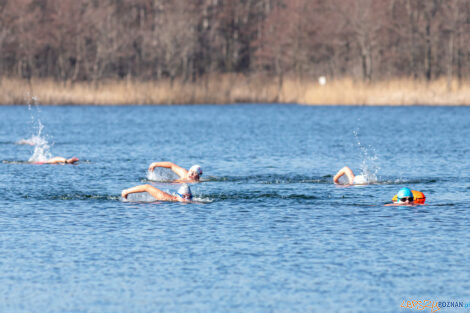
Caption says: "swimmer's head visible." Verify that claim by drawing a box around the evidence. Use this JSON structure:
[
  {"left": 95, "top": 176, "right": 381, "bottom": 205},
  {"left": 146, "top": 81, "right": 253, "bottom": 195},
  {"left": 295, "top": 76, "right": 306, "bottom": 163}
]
[
  {"left": 397, "top": 187, "right": 414, "bottom": 203},
  {"left": 67, "top": 157, "right": 79, "bottom": 164},
  {"left": 176, "top": 184, "right": 192, "bottom": 200},
  {"left": 188, "top": 165, "right": 203, "bottom": 180}
]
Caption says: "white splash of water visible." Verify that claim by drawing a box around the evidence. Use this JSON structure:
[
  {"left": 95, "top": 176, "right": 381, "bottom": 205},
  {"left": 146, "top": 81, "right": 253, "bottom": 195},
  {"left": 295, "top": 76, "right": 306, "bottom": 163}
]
[
  {"left": 123, "top": 192, "right": 159, "bottom": 202},
  {"left": 27, "top": 120, "right": 52, "bottom": 162},
  {"left": 146, "top": 168, "right": 179, "bottom": 181},
  {"left": 20, "top": 94, "right": 53, "bottom": 162},
  {"left": 353, "top": 130, "right": 379, "bottom": 183},
  {"left": 28, "top": 142, "right": 52, "bottom": 162},
  {"left": 123, "top": 192, "right": 212, "bottom": 204},
  {"left": 16, "top": 119, "right": 48, "bottom": 146},
  {"left": 191, "top": 196, "right": 213, "bottom": 204}
]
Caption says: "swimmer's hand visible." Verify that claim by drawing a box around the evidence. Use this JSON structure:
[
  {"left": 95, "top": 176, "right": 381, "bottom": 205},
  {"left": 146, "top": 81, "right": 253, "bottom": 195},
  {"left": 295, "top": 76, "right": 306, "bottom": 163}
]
[
  {"left": 121, "top": 190, "right": 129, "bottom": 199},
  {"left": 148, "top": 162, "right": 157, "bottom": 171}
]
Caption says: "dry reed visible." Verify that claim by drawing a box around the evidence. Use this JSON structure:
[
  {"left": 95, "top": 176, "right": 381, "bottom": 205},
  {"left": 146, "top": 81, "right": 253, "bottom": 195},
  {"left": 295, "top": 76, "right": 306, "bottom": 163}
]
[{"left": 1, "top": 76, "right": 469, "bottom": 105}]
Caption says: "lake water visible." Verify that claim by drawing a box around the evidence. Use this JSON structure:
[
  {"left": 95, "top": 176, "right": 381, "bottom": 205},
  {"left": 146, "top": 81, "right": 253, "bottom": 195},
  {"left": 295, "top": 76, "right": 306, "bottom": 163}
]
[{"left": 1, "top": 105, "right": 469, "bottom": 313}]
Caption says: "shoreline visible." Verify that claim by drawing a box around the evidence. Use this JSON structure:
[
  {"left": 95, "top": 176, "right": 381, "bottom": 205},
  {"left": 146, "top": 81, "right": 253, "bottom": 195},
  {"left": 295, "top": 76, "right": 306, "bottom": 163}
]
[{"left": 2, "top": 76, "right": 470, "bottom": 106}]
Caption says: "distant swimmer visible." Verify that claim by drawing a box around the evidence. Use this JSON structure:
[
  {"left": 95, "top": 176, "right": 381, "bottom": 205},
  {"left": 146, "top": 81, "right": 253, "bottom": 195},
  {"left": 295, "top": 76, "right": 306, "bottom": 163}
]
[
  {"left": 121, "top": 183, "right": 193, "bottom": 203},
  {"left": 148, "top": 161, "right": 203, "bottom": 182},
  {"left": 333, "top": 166, "right": 367, "bottom": 185},
  {"left": 386, "top": 187, "right": 426, "bottom": 206},
  {"left": 33, "top": 157, "right": 79, "bottom": 164}
]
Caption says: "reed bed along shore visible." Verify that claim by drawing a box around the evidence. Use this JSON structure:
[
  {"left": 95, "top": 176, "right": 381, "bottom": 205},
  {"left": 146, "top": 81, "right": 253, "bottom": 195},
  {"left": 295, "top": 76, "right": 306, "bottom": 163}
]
[{"left": 1, "top": 76, "right": 470, "bottom": 105}]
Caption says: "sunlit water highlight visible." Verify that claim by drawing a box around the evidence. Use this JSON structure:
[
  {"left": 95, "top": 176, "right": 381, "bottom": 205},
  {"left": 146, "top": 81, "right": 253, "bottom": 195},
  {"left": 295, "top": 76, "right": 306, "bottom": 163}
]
[{"left": 1, "top": 105, "right": 469, "bottom": 313}]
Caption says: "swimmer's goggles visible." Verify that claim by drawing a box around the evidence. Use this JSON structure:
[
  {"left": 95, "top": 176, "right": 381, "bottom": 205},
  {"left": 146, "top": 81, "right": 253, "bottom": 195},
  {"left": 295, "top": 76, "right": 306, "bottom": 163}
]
[
  {"left": 176, "top": 192, "right": 192, "bottom": 200},
  {"left": 399, "top": 197, "right": 414, "bottom": 202}
]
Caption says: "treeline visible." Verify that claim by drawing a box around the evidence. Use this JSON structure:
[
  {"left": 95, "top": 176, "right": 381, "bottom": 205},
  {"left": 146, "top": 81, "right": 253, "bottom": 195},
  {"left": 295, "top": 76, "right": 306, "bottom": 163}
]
[{"left": 1, "top": 0, "right": 470, "bottom": 85}]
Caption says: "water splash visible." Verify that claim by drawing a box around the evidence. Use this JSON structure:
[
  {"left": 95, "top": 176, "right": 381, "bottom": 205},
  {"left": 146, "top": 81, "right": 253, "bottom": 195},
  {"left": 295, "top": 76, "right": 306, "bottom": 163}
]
[
  {"left": 191, "top": 197, "right": 213, "bottom": 204},
  {"left": 28, "top": 136, "right": 52, "bottom": 162},
  {"left": 122, "top": 192, "right": 212, "bottom": 203},
  {"left": 353, "top": 130, "right": 379, "bottom": 183},
  {"left": 146, "top": 168, "right": 179, "bottom": 181},
  {"left": 18, "top": 94, "right": 53, "bottom": 162},
  {"left": 16, "top": 118, "right": 48, "bottom": 147},
  {"left": 123, "top": 192, "right": 160, "bottom": 202}
]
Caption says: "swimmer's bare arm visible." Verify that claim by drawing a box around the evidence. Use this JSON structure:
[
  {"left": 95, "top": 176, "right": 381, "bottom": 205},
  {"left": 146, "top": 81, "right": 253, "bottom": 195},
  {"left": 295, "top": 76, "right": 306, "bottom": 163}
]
[
  {"left": 121, "top": 184, "right": 178, "bottom": 201},
  {"left": 333, "top": 166, "right": 355, "bottom": 184},
  {"left": 148, "top": 162, "right": 188, "bottom": 178},
  {"left": 44, "top": 157, "right": 68, "bottom": 164},
  {"left": 43, "top": 157, "right": 79, "bottom": 164}
]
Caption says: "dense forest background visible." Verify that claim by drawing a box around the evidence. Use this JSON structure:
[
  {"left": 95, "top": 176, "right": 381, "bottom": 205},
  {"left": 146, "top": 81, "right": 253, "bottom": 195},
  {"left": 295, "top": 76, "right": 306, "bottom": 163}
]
[{"left": 1, "top": 0, "right": 469, "bottom": 86}]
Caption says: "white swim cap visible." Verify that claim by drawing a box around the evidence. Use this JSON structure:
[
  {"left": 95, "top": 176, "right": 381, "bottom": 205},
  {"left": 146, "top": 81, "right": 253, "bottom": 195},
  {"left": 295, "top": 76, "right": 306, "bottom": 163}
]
[
  {"left": 353, "top": 175, "right": 367, "bottom": 185},
  {"left": 177, "top": 184, "right": 192, "bottom": 199},
  {"left": 189, "top": 165, "right": 203, "bottom": 176}
]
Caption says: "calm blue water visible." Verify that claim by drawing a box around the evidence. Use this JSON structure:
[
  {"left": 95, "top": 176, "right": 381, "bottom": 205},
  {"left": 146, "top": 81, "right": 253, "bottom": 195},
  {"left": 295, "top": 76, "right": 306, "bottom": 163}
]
[{"left": 1, "top": 105, "right": 469, "bottom": 313}]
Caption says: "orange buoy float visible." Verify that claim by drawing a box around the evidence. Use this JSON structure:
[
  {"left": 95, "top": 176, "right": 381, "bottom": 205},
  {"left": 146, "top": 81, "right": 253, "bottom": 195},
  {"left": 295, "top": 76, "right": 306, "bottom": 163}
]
[{"left": 392, "top": 190, "right": 426, "bottom": 204}]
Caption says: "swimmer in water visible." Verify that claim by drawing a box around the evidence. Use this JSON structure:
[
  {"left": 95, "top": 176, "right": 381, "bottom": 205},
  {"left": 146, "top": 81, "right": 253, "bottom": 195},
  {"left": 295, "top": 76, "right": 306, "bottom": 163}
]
[
  {"left": 33, "top": 157, "right": 79, "bottom": 164},
  {"left": 148, "top": 162, "right": 203, "bottom": 182},
  {"left": 385, "top": 187, "right": 423, "bottom": 206},
  {"left": 121, "top": 183, "right": 193, "bottom": 202},
  {"left": 333, "top": 166, "right": 367, "bottom": 185}
]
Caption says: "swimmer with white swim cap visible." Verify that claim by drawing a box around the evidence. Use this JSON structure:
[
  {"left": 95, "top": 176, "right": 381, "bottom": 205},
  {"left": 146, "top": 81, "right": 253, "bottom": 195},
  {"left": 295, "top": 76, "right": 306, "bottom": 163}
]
[
  {"left": 333, "top": 166, "right": 367, "bottom": 185},
  {"left": 121, "top": 183, "right": 193, "bottom": 202},
  {"left": 148, "top": 161, "right": 203, "bottom": 182}
]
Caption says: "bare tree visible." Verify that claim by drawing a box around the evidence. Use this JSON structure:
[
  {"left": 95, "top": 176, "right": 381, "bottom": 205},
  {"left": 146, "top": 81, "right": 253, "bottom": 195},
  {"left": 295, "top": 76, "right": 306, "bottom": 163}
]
[{"left": 1, "top": 0, "right": 470, "bottom": 85}]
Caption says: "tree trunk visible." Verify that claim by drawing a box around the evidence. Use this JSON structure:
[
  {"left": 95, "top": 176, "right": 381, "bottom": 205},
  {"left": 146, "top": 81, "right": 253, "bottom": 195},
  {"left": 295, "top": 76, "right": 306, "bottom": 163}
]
[
  {"left": 405, "top": 0, "right": 418, "bottom": 78},
  {"left": 456, "top": 26, "right": 462, "bottom": 87},
  {"left": 275, "top": 53, "right": 283, "bottom": 101},
  {"left": 361, "top": 45, "right": 372, "bottom": 82},
  {"left": 446, "top": 30, "right": 454, "bottom": 91},
  {"left": 424, "top": 22, "right": 432, "bottom": 81}
]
